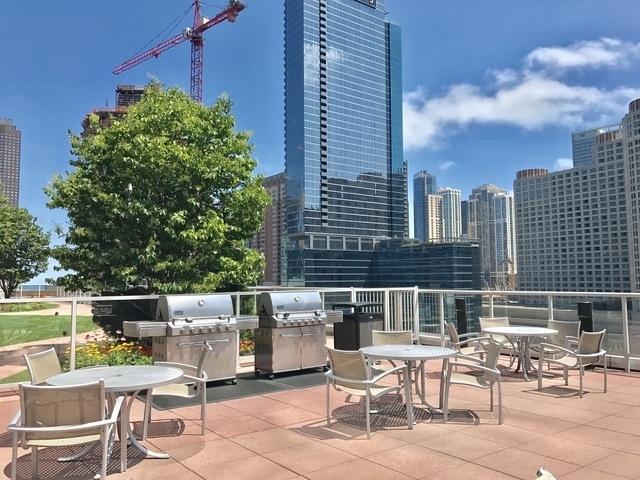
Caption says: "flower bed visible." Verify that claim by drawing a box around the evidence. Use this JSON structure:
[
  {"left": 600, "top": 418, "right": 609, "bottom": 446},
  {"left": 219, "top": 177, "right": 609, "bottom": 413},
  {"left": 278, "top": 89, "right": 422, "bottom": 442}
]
[{"left": 68, "top": 331, "right": 152, "bottom": 368}]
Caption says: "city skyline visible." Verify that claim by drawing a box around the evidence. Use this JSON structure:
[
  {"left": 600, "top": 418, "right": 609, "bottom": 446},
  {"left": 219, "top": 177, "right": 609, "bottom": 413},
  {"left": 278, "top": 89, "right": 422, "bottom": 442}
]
[{"left": 1, "top": 0, "right": 640, "bottom": 282}]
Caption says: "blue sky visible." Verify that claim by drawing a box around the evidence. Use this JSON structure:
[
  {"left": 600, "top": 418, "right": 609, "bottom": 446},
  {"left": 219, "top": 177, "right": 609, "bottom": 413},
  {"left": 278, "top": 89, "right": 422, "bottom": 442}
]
[{"left": 2, "top": 0, "right": 640, "bottom": 281}]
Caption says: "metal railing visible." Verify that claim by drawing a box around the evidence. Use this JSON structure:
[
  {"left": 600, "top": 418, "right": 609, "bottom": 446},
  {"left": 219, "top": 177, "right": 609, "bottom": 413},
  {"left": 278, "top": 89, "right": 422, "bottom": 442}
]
[{"left": 2, "top": 287, "right": 640, "bottom": 388}]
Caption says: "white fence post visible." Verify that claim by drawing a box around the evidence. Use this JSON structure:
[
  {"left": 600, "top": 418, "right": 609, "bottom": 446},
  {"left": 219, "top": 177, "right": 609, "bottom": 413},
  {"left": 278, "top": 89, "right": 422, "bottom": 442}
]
[
  {"left": 70, "top": 299, "right": 78, "bottom": 371},
  {"left": 489, "top": 294, "right": 494, "bottom": 318},
  {"left": 413, "top": 286, "right": 419, "bottom": 342},
  {"left": 547, "top": 295, "right": 554, "bottom": 321},
  {"left": 622, "top": 296, "right": 631, "bottom": 372},
  {"left": 438, "top": 292, "right": 445, "bottom": 346},
  {"left": 350, "top": 287, "right": 356, "bottom": 303},
  {"left": 384, "top": 289, "right": 390, "bottom": 331}
]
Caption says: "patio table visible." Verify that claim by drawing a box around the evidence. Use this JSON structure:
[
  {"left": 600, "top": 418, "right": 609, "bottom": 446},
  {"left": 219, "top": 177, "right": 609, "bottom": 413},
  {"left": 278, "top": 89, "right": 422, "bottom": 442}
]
[
  {"left": 483, "top": 326, "right": 557, "bottom": 381},
  {"left": 360, "top": 345, "right": 457, "bottom": 426},
  {"left": 47, "top": 365, "right": 183, "bottom": 472}
]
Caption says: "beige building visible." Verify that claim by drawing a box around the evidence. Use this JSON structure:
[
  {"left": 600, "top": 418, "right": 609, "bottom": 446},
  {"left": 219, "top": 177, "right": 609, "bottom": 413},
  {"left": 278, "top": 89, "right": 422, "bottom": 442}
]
[
  {"left": 250, "top": 172, "right": 286, "bottom": 285},
  {"left": 426, "top": 194, "right": 443, "bottom": 241}
]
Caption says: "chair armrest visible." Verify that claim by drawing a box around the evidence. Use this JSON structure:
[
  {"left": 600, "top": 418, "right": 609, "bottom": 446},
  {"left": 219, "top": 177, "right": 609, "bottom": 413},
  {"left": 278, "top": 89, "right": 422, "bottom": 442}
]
[
  {"left": 369, "top": 365, "right": 406, "bottom": 384},
  {"left": 154, "top": 361, "right": 194, "bottom": 376},
  {"left": 8, "top": 410, "right": 21, "bottom": 428},
  {"left": 457, "top": 332, "right": 480, "bottom": 339},
  {"left": 465, "top": 336, "right": 492, "bottom": 345},
  {"left": 576, "top": 350, "right": 607, "bottom": 359},
  {"left": 455, "top": 354, "right": 484, "bottom": 364},
  {"left": 539, "top": 343, "right": 575, "bottom": 356},
  {"left": 182, "top": 374, "right": 208, "bottom": 383},
  {"left": 449, "top": 361, "right": 500, "bottom": 377},
  {"left": 9, "top": 418, "right": 119, "bottom": 433}
]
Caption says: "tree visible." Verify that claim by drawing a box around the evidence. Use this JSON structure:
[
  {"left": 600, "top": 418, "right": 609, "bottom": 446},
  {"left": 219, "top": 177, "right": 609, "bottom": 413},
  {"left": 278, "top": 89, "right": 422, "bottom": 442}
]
[
  {"left": 46, "top": 85, "right": 270, "bottom": 294},
  {"left": 0, "top": 196, "right": 50, "bottom": 298}
]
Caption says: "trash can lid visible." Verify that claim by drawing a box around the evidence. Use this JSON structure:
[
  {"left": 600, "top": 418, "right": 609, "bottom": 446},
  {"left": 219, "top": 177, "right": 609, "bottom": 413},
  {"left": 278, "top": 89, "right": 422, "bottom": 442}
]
[{"left": 332, "top": 302, "right": 383, "bottom": 310}]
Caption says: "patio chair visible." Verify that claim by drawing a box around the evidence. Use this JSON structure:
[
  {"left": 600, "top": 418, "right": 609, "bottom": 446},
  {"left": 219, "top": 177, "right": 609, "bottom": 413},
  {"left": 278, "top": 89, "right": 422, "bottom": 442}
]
[
  {"left": 445, "top": 322, "right": 490, "bottom": 359},
  {"left": 478, "top": 316, "right": 517, "bottom": 367},
  {"left": 371, "top": 330, "right": 417, "bottom": 384},
  {"left": 24, "top": 348, "right": 61, "bottom": 385},
  {"left": 8, "top": 380, "right": 122, "bottom": 480},
  {"left": 142, "top": 341, "right": 212, "bottom": 439},
  {"left": 325, "top": 347, "right": 406, "bottom": 438},
  {"left": 442, "top": 339, "right": 504, "bottom": 424},
  {"left": 536, "top": 467, "right": 557, "bottom": 479},
  {"left": 530, "top": 319, "right": 580, "bottom": 365},
  {"left": 537, "top": 329, "right": 607, "bottom": 398}
]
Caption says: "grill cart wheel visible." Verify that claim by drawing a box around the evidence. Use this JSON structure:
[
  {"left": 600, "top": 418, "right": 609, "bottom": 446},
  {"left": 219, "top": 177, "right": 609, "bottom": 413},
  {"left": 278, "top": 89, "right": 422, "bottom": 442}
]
[
  {"left": 231, "top": 378, "right": 238, "bottom": 385},
  {"left": 254, "top": 370, "right": 261, "bottom": 377},
  {"left": 267, "top": 374, "right": 275, "bottom": 380}
]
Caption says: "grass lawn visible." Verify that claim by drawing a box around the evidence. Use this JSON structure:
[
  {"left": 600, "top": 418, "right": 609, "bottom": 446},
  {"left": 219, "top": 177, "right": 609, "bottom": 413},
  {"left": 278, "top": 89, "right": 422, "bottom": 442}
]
[
  {"left": 0, "top": 315, "right": 97, "bottom": 347},
  {"left": 0, "top": 302, "right": 57, "bottom": 313},
  {"left": 0, "top": 369, "right": 30, "bottom": 384}
]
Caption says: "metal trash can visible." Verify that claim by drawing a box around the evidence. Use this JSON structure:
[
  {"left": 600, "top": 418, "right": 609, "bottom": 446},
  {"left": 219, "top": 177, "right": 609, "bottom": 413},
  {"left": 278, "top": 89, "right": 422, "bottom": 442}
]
[
  {"left": 577, "top": 302, "right": 593, "bottom": 333},
  {"left": 332, "top": 302, "right": 384, "bottom": 350}
]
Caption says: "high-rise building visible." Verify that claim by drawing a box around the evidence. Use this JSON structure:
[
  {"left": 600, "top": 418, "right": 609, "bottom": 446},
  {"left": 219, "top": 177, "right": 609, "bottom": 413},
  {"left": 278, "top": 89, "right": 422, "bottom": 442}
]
[
  {"left": 0, "top": 118, "right": 21, "bottom": 206},
  {"left": 439, "top": 187, "right": 462, "bottom": 240},
  {"left": 426, "top": 194, "right": 443, "bottom": 240},
  {"left": 467, "top": 184, "right": 517, "bottom": 289},
  {"left": 461, "top": 200, "right": 469, "bottom": 236},
  {"left": 572, "top": 124, "right": 620, "bottom": 168},
  {"left": 413, "top": 170, "right": 437, "bottom": 241},
  {"left": 623, "top": 99, "right": 640, "bottom": 294},
  {"left": 514, "top": 124, "right": 629, "bottom": 292},
  {"left": 82, "top": 84, "right": 146, "bottom": 136},
  {"left": 284, "top": 0, "right": 407, "bottom": 286},
  {"left": 250, "top": 173, "right": 287, "bottom": 285}
]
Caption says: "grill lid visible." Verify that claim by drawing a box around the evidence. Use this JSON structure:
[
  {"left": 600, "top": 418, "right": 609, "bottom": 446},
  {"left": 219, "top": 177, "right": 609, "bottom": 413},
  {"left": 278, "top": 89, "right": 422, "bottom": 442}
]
[
  {"left": 156, "top": 294, "right": 234, "bottom": 322},
  {"left": 258, "top": 291, "right": 323, "bottom": 316}
]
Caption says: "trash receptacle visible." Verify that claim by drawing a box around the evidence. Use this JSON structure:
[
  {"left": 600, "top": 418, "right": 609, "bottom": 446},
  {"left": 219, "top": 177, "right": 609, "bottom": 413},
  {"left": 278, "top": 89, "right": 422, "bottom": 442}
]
[{"left": 332, "top": 302, "right": 384, "bottom": 350}]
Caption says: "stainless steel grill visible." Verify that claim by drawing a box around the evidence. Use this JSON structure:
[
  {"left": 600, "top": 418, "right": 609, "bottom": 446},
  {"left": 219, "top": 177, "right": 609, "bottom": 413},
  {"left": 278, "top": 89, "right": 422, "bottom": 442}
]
[
  {"left": 123, "top": 294, "right": 258, "bottom": 383},
  {"left": 255, "top": 291, "right": 342, "bottom": 379}
]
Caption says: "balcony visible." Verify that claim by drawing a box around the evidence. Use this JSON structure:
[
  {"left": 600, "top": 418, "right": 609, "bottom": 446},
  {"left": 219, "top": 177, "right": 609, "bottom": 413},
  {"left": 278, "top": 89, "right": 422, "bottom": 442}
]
[{"left": 1, "top": 288, "right": 640, "bottom": 479}]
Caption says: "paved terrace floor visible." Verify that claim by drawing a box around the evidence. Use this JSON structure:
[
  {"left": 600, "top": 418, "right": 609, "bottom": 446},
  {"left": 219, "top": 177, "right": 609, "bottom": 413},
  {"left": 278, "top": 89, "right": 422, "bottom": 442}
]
[{"left": 1, "top": 362, "right": 640, "bottom": 480}]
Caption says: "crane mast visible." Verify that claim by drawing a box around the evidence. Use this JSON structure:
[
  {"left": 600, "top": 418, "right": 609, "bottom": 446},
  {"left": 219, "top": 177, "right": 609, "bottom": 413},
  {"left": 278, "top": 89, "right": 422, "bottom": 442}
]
[{"left": 113, "top": 0, "right": 245, "bottom": 103}]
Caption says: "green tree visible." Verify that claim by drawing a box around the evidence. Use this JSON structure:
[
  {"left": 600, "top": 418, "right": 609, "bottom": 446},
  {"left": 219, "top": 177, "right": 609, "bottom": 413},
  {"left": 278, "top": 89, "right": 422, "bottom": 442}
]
[
  {"left": 46, "top": 85, "right": 270, "bottom": 294},
  {"left": 0, "top": 196, "right": 50, "bottom": 298}
]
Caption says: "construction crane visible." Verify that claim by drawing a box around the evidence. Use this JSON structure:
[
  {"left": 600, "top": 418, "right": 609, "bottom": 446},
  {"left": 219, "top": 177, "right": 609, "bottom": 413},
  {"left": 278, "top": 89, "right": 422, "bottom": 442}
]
[{"left": 113, "top": 0, "right": 245, "bottom": 103}]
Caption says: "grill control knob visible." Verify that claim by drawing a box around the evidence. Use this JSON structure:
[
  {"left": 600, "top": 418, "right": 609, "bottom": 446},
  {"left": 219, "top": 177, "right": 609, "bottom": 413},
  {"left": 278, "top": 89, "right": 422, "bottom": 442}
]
[
  {"left": 225, "top": 325, "right": 230, "bottom": 331},
  {"left": 297, "top": 320, "right": 302, "bottom": 325},
  {"left": 216, "top": 324, "right": 222, "bottom": 331}
]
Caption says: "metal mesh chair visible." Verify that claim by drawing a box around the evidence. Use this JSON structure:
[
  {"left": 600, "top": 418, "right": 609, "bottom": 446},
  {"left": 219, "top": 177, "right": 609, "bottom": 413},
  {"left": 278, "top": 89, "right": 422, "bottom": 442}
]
[
  {"left": 325, "top": 347, "right": 405, "bottom": 438},
  {"left": 443, "top": 339, "right": 504, "bottom": 424},
  {"left": 24, "top": 348, "right": 62, "bottom": 385},
  {"left": 479, "top": 316, "right": 517, "bottom": 367},
  {"left": 530, "top": 320, "right": 580, "bottom": 364},
  {"left": 142, "top": 342, "right": 212, "bottom": 439},
  {"left": 445, "top": 322, "right": 489, "bottom": 358},
  {"left": 536, "top": 467, "right": 557, "bottom": 479},
  {"left": 537, "top": 329, "right": 607, "bottom": 397},
  {"left": 8, "top": 380, "right": 122, "bottom": 480}
]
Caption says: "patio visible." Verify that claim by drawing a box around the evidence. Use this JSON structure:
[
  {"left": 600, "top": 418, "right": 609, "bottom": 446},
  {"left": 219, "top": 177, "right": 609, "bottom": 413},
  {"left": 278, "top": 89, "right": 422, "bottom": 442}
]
[{"left": 1, "top": 361, "right": 639, "bottom": 480}]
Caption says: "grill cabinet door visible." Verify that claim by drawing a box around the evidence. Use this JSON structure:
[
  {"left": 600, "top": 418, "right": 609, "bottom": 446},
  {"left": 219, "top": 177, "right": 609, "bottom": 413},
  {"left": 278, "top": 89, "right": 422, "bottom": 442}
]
[
  {"left": 301, "top": 325, "right": 326, "bottom": 369},
  {"left": 272, "top": 327, "right": 302, "bottom": 373}
]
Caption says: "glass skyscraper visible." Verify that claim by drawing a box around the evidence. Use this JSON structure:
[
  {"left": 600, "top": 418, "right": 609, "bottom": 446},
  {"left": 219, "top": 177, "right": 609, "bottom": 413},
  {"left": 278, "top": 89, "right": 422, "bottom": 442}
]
[
  {"left": 572, "top": 124, "right": 620, "bottom": 168},
  {"left": 413, "top": 170, "right": 437, "bottom": 241},
  {"left": 284, "top": 0, "right": 407, "bottom": 286}
]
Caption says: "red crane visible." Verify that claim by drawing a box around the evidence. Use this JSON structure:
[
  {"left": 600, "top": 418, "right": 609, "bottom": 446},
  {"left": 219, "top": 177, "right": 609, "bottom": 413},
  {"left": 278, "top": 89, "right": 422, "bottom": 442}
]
[{"left": 113, "top": 0, "right": 245, "bottom": 103}]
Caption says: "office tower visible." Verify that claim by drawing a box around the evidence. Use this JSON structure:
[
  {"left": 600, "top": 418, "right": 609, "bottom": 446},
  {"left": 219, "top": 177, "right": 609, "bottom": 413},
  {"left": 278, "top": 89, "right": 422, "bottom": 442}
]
[
  {"left": 461, "top": 200, "right": 469, "bottom": 236},
  {"left": 514, "top": 124, "right": 629, "bottom": 292},
  {"left": 284, "top": 0, "right": 408, "bottom": 286},
  {"left": 0, "top": 118, "right": 21, "bottom": 206},
  {"left": 426, "top": 194, "right": 443, "bottom": 240},
  {"left": 439, "top": 187, "right": 462, "bottom": 240},
  {"left": 572, "top": 124, "right": 621, "bottom": 168},
  {"left": 467, "top": 184, "right": 517, "bottom": 289},
  {"left": 250, "top": 172, "right": 287, "bottom": 285},
  {"left": 413, "top": 170, "right": 437, "bottom": 241}
]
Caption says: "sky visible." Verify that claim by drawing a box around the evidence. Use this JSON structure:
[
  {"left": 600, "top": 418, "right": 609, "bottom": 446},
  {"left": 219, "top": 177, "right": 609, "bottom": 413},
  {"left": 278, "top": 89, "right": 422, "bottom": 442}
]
[{"left": 1, "top": 0, "right": 640, "bottom": 282}]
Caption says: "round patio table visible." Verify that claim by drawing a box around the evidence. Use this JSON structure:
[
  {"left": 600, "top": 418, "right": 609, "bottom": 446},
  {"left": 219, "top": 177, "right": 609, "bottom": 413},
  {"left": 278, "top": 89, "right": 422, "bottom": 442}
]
[
  {"left": 48, "top": 365, "right": 183, "bottom": 473},
  {"left": 483, "top": 326, "right": 557, "bottom": 381},
  {"left": 360, "top": 345, "right": 457, "bottom": 426}
]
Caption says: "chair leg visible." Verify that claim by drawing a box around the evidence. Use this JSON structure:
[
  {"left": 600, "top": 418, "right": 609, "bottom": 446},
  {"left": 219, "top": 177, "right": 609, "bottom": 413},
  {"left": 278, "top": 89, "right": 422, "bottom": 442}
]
[
  {"left": 490, "top": 383, "right": 494, "bottom": 412},
  {"left": 537, "top": 353, "right": 543, "bottom": 390},
  {"left": 325, "top": 378, "right": 331, "bottom": 426},
  {"left": 564, "top": 367, "right": 568, "bottom": 386},
  {"left": 11, "top": 432, "right": 17, "bottom": 480},
  {"left": 201, "top": 385, "right": 207, "bottom": 435},
  {"left": 442, "top": 368, "right": 450, "bottom": 423},
  {"left": 497, "top": 377, "right": 503, "bottom": 425},
  {"left": 31, "top": 447, "right": 38, "bottom": 479},
  {"left": 579, "top": 365, "right": 584, "bottom": 398},
  {"left": 603, "top": 356, "right": 608, "bottom": 393},
  {"left": 142, "top": 390, "right": 152, "bottom": 441},
  {"left": 365, "top": 393, "right": 371, "bottom": 439},
  {"left": 101, "top": 426, "right": 109, "bottom": 479}
]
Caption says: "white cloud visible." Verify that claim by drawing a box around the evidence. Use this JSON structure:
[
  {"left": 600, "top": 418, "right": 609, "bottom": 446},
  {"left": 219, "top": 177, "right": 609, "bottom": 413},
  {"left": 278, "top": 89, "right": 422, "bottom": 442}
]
[
  {"left": 526, "top": 38, "right": 640, "bottom": 70},
  {"left": 439, "top": 160, "right": 455, "bottom": 170},
  {"left": 403, "top": 38, "right": 640, "bottom": 151},
  {"left": 554, "top": 157, "right": 573, "bottom": 170}
]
